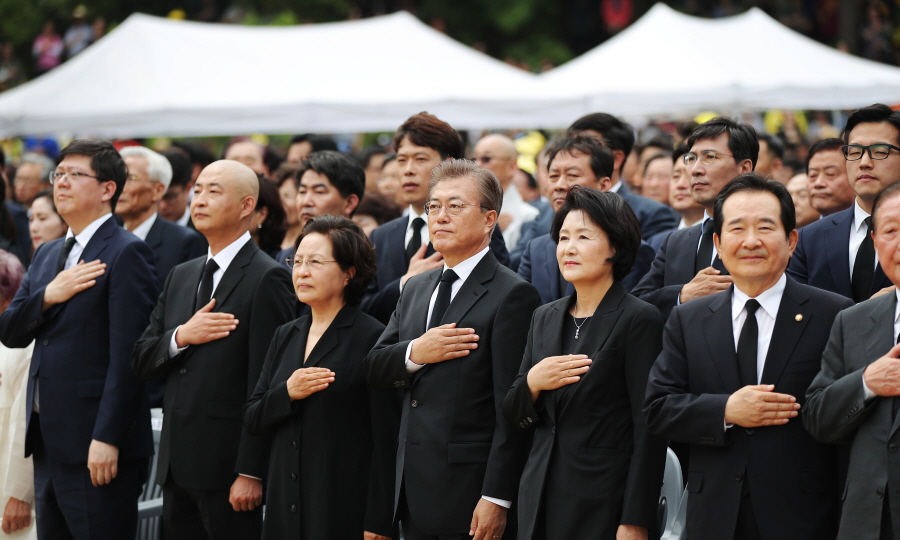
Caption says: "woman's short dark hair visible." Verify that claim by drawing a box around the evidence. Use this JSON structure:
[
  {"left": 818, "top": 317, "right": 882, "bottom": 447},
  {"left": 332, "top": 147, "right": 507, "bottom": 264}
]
[
  {"left": 255, "top": 177, "right": 287, "bottom": 255},
  {"left": 293, "top": 215, "right": 377, "bottom": 305},
  {"left": 550, "top": 185, "right": 641, "bottom": 282},
  {"left": 713, "top": 172, "right": 795, "bottom": 238}
]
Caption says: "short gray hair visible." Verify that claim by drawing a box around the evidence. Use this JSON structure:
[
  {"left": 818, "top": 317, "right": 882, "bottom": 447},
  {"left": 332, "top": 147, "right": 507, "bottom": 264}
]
[
  {"left": 119, "top": 146, "right": 173, "bottom": 189},
  {"left": 18, "top": 153, "right": 54, "bottom": 180},
  {"left": 428, "top": 159, "right": 503, "bottom": 214}
]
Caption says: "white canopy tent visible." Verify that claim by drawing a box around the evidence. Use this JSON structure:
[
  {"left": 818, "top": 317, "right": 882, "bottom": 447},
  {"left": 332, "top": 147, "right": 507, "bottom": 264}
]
[
  {"left": 0, "top": 11, "right": 568, "bottom": 137},
  {"left": 539, "top": 2, "right": 900, "bottom": 119}
]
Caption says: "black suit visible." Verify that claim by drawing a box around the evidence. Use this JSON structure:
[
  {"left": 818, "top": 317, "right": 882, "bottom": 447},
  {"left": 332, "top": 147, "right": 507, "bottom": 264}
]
[
  {"left": 503, "top": 283, "right": 666, "bottom": 539},
  {"left": 141, "top": 216, "right": 207, "bottom": 408},
  {"left": 364, "top": 216, "right": 511, "bottom": 323},
  {"left": 132, "top": 239, "right": 295, "bottom": 538},
  {"left": 632, "top": 220, "right": 728, "bottom": 321},
  {"left": 644, "top": 278, "right": 852, "bottom": 540},
  {"left": 616, "top": 184, "right": 680, "bottom": 239},
  {"left": 365, "top": 251, "right": 541, "bottom": 537},
  {"left": 243, "top": 305, "right": 395, "bottom": 539}
]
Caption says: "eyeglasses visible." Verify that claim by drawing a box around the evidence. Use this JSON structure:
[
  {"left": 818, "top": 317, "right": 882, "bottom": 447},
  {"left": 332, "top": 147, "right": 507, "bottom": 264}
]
[
  {"left": 286, "top": 258, "right": 338, "bottom": 270},
  {"left": 682, "top": 150, "right": 734, "bottom": 166},
  {"left": 48, "top": 170, "right": 101, "bottom": 184},
  {"left": 841, "top": 143, "right": 900, "bottom": 161},
  {"left": 423, "top": 202, "right": 487, "bottom": 216}
]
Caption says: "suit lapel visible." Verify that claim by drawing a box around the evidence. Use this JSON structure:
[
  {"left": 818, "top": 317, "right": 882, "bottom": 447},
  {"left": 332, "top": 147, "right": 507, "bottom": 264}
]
[
  {"left": 860, "top": 294, "right": 900, "bottom": 437},
  {"left": 827, "top": 210, "right": 854, "bottom": 297},
  {"left": 80, "top": 217, "right": 116, "bottom": 263},
  {"left": 303, "top": 306, "right": 356, "bottom": 367},
  {"left": 439, "top": 253, "right": 497, "bottom": 326},
  {"left": 678, "top": 224, "right": 703, "bottom": 282},
  {"left": 212, "top": 241, "right": 257, "bottom": 308},
  {"left": 540, "top": 301, "right": 566, "bottom": 422},
  {"left": 703, "top": 288, "right": 742, "bottom": 392},
  {"left": 144, "top": 218, "right": 163, "bottom": 251},
  {"left": 760, "top": 278, "right": 809, "bottom": 385},
  {"left": 557, "top": 284, "right": 626, "bottom": 419}
]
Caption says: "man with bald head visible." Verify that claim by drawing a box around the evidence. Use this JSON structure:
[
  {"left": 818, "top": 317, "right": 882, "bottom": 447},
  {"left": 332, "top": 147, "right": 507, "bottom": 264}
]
[
  {"left": 473, "top": 134, "right": 539, "bottom": 251},
  {"left": 133, "top": 160, "right": 295, "bottom": 540}
]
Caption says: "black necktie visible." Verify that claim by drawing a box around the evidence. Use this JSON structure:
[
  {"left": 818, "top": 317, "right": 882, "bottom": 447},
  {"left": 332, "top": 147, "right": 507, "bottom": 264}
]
[
  {"left": 56, "top": 237, "right": 77, "bottom": 274},
  {"left": 695, "top": 219, "right": 714, "bottom": 274},
  {"left": 737, "top": 299, "right": 760, "bottom": 387},
  {"left": 195, "top": 259, "right": 219, "bottom": 311},
  {"left": 852, "top": 216, "right": 875, "bottom": 303},
  {"left": 428, "top": 269, "right": 459, "bottom": 330},
  {"left": 406, "top": 217, "right": 426, "bottom": 263}
]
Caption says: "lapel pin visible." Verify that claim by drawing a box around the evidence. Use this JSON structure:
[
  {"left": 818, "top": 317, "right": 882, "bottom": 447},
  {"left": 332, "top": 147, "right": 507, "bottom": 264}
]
[{"left": 795, "top": 314, "right": 803, "bottom": 322}]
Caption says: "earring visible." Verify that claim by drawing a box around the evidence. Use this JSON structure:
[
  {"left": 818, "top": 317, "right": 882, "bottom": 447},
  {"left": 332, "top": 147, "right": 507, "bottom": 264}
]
[{"left": 257, "top": 224, "right": 262, "bottom": 229}]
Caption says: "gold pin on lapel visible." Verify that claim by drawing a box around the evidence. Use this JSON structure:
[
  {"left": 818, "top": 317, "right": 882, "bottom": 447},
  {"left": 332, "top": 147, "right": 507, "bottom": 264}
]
[{"left": 795, "top": 314, "right": 803, "bottom": 322}]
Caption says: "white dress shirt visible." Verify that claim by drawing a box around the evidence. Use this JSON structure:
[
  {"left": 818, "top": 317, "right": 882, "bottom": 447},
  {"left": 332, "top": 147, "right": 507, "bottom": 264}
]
[
  {"left": 731, "top": 274, "right": 786, "bottom": 384},
  {"left": 176, "top": 204, "right": 191, "bottom": 227},
  {"left": 168, "top": 232, "right": 252, "bottom": 357},
  {"left": 849, "top": 200, "right": 878, "bottom": 275},
  {"left": 128, "top": 213, "right": 157, "bottom": 241},
  {"left": 400, "top": 246, "right": 509, "bottom": 509},
  {"left": 403, "top": 206, "right": 428, "bottom": 251}
]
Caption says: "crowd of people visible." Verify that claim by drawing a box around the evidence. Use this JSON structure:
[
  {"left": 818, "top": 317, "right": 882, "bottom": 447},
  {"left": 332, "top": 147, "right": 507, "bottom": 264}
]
[{"left": 1, "top": 103, "right": 900, "bottom": 540}]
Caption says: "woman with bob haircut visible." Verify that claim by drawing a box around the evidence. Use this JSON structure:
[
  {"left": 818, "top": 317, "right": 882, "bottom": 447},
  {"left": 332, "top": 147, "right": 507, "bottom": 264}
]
[
  {"left": 244, "top": 215, "right": 394, "bottom": 540},
  {"left": 504, "top": 186, "right": 667, "bottom": 540}
]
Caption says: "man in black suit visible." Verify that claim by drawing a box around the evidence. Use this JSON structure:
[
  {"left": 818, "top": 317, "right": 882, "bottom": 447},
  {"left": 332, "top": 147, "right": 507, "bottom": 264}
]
[
  {"left": 787, "top": 104, "right": 900, "bottom": 302},
  {"left": 632, "top": 117, "right": 758, "bottom": 320},
  {"left": 568, "top": 112, "right": 679, "bottom": 239},
  {"left": 0, "top": 139, "right": 159, "bottom": 539},
  {"left": 365, "top": 159, "right": 541, "bottom": 540},
  {"left": 132, "top": 160, "right": 295, "bottom": 540},
  {"left": 517, "top": 135, "right": 655, "bottom": 303},
  {"left": 644, "top": 173, "right": 852, "bottom": 540},
  {"left": 118, "top": 146, "right": 206, "bottom": 290},
  {"left": 366, "top": 112, "right": 509, "bottom": 323}
]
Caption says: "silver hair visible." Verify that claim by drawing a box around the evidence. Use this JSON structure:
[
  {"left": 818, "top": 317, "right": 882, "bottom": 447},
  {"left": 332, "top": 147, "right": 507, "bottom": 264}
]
[
  {"left": 428, "top": 159, "right": 503, "bottom": 214},
  {"left": 18, "top": 153, "right": 54, "bottom": 180},
  {"left": 119, "top": 146, "right": 173, "bottom": 189}
]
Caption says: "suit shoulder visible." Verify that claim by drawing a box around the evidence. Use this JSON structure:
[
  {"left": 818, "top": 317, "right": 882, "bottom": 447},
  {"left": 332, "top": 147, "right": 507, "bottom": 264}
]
[
  {"left": 798, "top": 207, "right": 851, "bottom": 236},
  {"left": 622, "top": 292, "right": 664, "bottom": 320},
  {"left": 670, "top": 288, "right": 726, "bottom": 318},
  {"left": 795, "top": 281, "right": 854, "bottom": 310},
  {"left": 352, "top": 309, "right": 387, "bottom": 336},
  {"left": 371, "top": 215, "right": 406, "bottom": 241}
]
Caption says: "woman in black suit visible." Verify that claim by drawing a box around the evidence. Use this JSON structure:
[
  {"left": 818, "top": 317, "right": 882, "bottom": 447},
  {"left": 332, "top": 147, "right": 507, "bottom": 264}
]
[
  {"left": 503, "top": 186, "right": 667, "bottom": 540},
  {"left": 244, "top": 216, "right": 393, "bottom": 540}
]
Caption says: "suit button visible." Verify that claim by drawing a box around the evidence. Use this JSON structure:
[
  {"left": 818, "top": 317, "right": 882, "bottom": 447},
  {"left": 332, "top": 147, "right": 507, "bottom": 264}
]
[
  {"left": 42, "top": 339, "right": 49, "bottom": 346},
  {"left": 551, "top": 426, "right": 556, "bottom": 434},
  {"left": 735, "top": 473, "right": 743, "bottom": 481},
  {"left": 745, "top": 429, "right": 754, "bottom": 435},
  {"left": 290, "top": 473, "right": 297, "bottom": 481},
  {"left": 878, "top": 489, "right": 885, "bottom": 499},
  {"left": 291, "top": 440, "right": 298, "bottom": 449},
  {"left": 290, "top": 504, "right": 297, "bottom": 513},
  {"left": 394, "top": 381, "right": 402, "bottom": 388},
  {"left": 891, "top": 444, "right": 898, "bottom": 452},
  {"left": 526, "top": 417, "right": 533, "bottom": 423},
  {"left": 179, "top": 368, "right": 186, "bottom": 375},
  {"left": 410, "top": 400, "right": 418, "bottom": 408}
]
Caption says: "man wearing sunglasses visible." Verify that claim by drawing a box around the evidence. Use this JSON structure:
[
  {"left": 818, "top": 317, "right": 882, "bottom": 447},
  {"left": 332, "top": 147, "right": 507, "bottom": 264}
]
[
  {"left": 633, "top": 117, "right": 758, "bottom": 320},
  {"left": 788, "top": 103, "right": 900, "bottom": 302}
]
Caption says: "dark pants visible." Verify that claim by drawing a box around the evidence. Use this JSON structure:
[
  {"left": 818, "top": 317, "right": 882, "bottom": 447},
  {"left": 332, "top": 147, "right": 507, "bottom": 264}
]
[
  {"left": 31, "top": 417, "right": 147, "bottom": 540},
  {"left": 162, "top": 474, "right": 262, "bottom": 540},
  {"left": 883, "top": 491, "right": 894, "bottom": 540},
  {"left": 399, "top": 482, "right": 480, "bottom": 540},
  {"left": 734, "top": 473, "right": 762, "bottom": 540}
]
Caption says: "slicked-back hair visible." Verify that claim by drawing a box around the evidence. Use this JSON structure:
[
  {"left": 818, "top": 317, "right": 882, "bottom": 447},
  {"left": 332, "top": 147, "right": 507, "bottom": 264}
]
[
  {"left": 567, "top": 112, "right": 635, "bottom": 157},
  {"left": 713, "top": 172, "right": 795, "bottom": 239},
  {"left": 551, "top": 185, "right": 641, "bottom": 282},
  {"left": 293, "top": 215, "right": 377, "bottom": 305},
  {"left": 758, "top": 132, "right": 785, "bottom": 160},
  {"left": 58, "top": 139, "right": 127, "bottom": 211},
  {"left": 843, "top": 103, "right": 900, "bottom": 145},
  {"left": 297, "top": 151, "right": 365, "bottom": 216},
  {"left": 120, "top": 145, "right": 173, "bottom": 189},
  {"left": 687, "top": 117, "right": 760, "bottom": 169},
  {"left": 393, "top": 112, "right": 463, "bottom": 160},
  {"left": 871, "top": 181, "right": 900, "bottom": 234},
  {"left": 428, "top": 159, "right": 503, "bottom": 214},
  {"left": 545, "top": 135, "right": 615, "bottom": 180},
  {"left": 805, "top": 138, "right": 844, "bottom": 170}
]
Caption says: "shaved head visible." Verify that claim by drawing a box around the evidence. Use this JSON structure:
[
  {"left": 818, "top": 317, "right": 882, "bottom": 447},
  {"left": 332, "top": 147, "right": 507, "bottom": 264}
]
[
  {"left": 474, "top": 134, "right": 518, "bottom": 187},
  {"left": 191, "top": 160, "right": 260, "bottom": 251},
  {"left": 205, "top": 159, "right": 259, "bottom": 199}
]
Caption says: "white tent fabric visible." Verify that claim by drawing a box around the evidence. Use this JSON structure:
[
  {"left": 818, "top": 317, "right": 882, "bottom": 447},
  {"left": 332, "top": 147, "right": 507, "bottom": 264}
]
[
  {"left": 0, "top": 12, "right": 565, "bottom": 137},
  {"left": 539, "top": 3, "right": 900, "bottom": 118}
]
